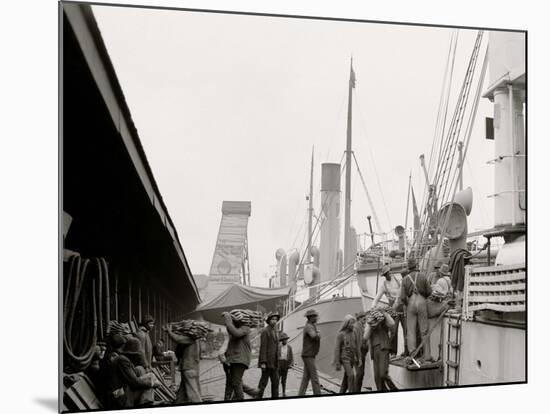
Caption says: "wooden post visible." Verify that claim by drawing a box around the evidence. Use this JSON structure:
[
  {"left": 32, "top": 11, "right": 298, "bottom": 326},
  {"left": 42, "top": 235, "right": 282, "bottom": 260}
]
[
  {"left": 114, "top": 272, "right": 119, "bottom": 321},
  {"left": 128, "top": 279, "right": 132, "bottom": 324},
  {"left": 147, "top": 287, "right": 150, "bottom": 315},
  {"left": 153, "top": 291, "right": 157, "bottom": 343},
  {"left": 138, "top": 286, "right": 142, "bottom": 323}
]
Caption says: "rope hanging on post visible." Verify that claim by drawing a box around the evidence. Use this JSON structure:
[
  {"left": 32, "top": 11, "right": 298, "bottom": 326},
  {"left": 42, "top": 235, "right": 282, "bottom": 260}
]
[{"left": 63, "top": 255, "right": 111, "bottom": 373}]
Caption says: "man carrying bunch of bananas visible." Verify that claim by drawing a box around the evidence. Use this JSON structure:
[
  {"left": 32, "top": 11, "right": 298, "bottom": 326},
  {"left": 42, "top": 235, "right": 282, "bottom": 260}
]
[
  {"left": 164, "top": 321, "right": 202, "bottom": 403},
  {"left": 363, "top": 307, "right": 398, "bottom": 391}
]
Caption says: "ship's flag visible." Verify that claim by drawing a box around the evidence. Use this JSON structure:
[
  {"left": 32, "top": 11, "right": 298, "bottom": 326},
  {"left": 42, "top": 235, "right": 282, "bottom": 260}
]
[{"left": 411, "top": 186, "right": 420, "bottom": 232}]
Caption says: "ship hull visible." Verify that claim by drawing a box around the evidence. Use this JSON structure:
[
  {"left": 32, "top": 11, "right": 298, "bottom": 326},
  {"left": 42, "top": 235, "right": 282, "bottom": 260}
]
[
  {"left": 388, "top": 316, "right": 525, "bottom": 389},
  {"left": 283, "top": 292, "right": 525, "bottom": 391}
]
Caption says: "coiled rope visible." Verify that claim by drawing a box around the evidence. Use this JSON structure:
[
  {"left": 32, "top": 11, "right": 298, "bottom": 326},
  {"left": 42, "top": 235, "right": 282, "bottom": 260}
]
[{"left": 63, "top": 255, "right": 110, "bottom": 373}]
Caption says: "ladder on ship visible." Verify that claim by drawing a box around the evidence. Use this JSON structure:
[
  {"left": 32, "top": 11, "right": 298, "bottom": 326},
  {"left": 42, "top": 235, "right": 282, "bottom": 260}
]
[{"left": 445, "top": 314, "right": 462, "bottom": 386}]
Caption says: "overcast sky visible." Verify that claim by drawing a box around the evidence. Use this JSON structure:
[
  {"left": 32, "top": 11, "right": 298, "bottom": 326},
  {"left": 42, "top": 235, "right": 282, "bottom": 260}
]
[{"left": 92, "top": 5, "right": 498, "bottom": 286}]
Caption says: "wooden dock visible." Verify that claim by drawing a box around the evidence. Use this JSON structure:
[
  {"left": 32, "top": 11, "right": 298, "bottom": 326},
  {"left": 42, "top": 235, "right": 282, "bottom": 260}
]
[{"left": 198, "top": 358, "right": 346, "bottom": 401}]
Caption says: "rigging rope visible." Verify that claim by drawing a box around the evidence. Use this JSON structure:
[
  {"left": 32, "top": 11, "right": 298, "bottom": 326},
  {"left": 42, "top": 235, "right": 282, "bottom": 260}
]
[
  {"left": 413, "top": 31, "right": 485, "bottom": 257},
  {"left": 420, "top": 42, "right": 489, "bottom": 275},
  {"left": 64, "top": 255, "right": 111, "bottom": 373},
  {"left": 353, "top": 92, "right": 393, "bottom": 230},
  {"left": 352, "top": 152, "right": 383, "bottom": 234}
]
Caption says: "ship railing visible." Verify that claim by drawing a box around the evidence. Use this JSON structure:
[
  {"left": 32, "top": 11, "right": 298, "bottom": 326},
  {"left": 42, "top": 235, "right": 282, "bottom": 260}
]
[{"left": 462, "top": 263, "right": 526, "bottom": 321}]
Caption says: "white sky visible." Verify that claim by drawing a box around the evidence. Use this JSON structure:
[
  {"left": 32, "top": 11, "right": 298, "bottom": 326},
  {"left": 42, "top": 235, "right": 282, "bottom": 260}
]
[{"left": 92, "top": 5, "right": 499, "bottom": 286}]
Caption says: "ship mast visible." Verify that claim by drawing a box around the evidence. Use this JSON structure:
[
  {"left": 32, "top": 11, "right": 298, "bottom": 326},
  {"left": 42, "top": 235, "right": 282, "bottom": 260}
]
[
  {"left": 344, "top": 58, "right": 356, "bottom": 268},
  {"left": 307, "top": 146, "right": 314, "bottom": 263}
]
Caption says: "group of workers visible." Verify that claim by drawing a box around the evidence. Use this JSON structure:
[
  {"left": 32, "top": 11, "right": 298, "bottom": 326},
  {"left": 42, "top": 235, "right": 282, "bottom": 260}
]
[
  {"left": 84, "top": 315, "right": 164, "bottom": 409},
  {"left": 372, "top": 256, "right": 454, "bottom": 364},
  {"left": 83, "top": 314, "right": 207, "bottom": 409},
  {"left": 330, "top": 255, "right": 454, "bottom": 394},
  {"left": 216, "top": 255, "right": 455, "bottom": 400},
  {"left": 81, "top": 255, "right": 456, "bottom": 408},
  {"left": 218, "top": 311, "right": 296, "bottom": 399}
]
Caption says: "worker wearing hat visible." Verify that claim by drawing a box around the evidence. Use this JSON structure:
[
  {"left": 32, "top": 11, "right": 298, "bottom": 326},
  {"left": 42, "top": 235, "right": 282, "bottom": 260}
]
[
  {"left": 372, "top": 265, "right": 401, "bottom": 308},
  {"left": 298, "top": 309, "right": 321, "bottom": 396},
  {"left": 278, "top": 332, "right": 294, "bottom": 397},
  {"left": 363, "top": 309, "right": 398, "bottom": 391},
  {"left": 397, "top": 257, "right": 433, "bottom": 364},
  {"left": 339, "top": 311, "right": 367, "bottom": 393},
  {"left": 334, "top": 315, "right": 361, "bottom": 394},
  {"left": 112, "top": 336, "right": 159, "bottom": 407},
  {"left": 135, "top": 315, "right": 155, "bottom": 371},
  {"left": 372, "top": 265, "right": 406, "bottom": 357},
  {"left": 257, "top": 311, "right": 281, "bottom": 398}
]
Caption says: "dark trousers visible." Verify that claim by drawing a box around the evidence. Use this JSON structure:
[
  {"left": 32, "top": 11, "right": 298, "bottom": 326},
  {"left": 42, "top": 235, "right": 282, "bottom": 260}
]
[
  {"left": 223, "top": 363, "right": 256, "bottom": 400},
  {"left": 339, "top": 361, "right": 356, "bottom": 393},
  {"left": 355, "top": 347, "right": 368, "bottom": 392},
  {"left": 257, "top": 367, "right": 279, "bottom": 398},
  {"left": 298, "top": 356, "right": 321, "bottom": 395},
  {"left": 279, "top": 360, "right": 289, "bottom": 396},
  {"left": 372, "top": 345, "right": 398, "bottom": 392}
]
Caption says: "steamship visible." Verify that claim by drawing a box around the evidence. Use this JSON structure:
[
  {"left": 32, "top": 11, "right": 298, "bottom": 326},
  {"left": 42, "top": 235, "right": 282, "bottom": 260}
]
[{"left": 278, "top": 30, "right": 526, "bottom": 391}]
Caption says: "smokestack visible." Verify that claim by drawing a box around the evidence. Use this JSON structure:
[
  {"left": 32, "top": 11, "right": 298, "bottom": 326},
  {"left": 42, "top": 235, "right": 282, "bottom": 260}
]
[
  {"left": 319, "top": 163, "right": 341, "bottom": 282},
  {"left": 484, "top": 31, "right": 526, "bottom": 229}
]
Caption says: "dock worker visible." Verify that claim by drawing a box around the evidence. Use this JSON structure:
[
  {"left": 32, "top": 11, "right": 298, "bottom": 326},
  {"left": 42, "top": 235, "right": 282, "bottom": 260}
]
[
  {"left": 152, "top": 339, "right": 170, "bottom": 362},
  {"left": 427, "top": 263, "right": 452, "bottom": 318},
  {"left": 222, "top": 312, "right": 253, "bottom": 400},
  {"left": 116, "top": 336, "right": 159, "bottom": 407},
  {"left": 363, "top": 310, "right": 398, "bottom": 391},
  {"left": 218, "top": 335, "right": 258, "bottom": 400},
  {"left": 257, "top": 311, "right": 281, "bottom": 399},
  {"left": 102, "top": 334, "right": 129, "bottom": 409},
  {"left": 372, "top": 265, "right": 407, "bottom": 357},
  {"left": 278, "top": 332, "right": 294, "bottom": 397},
  {"left": 334, "top": 315, "right": 360, "bottom": 394},
  {"left": 298, "top": 309, "right": 321, "bottom": 396},
  {"left": 164, "top": 323, "right": 202, "bottom": 403},
  {"left": 397, "top": 257, "right": 433, "bottom": 364},
  {"left": 135, "top": 315, "right": 155, "bottom": 371}
]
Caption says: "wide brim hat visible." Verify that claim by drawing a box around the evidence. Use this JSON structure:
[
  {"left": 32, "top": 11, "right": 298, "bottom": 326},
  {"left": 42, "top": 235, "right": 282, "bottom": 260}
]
[
  {"left": 439, "top": 263, "right": 451, "bottom": 276},
  {"left": 265, "top": 311, "right": 281, "bottom": 322},
  {"left": 381, "top": 265, "right": 391, "bottom": 275},
  {"left": 279, "top": 332, "right": 289, "bottom": 341},
  {"left": 121, "top": 337, "right": 143, "bottom": 356},
  {"left": 305, "top": 309, "right": 319, "bottom": 318}
]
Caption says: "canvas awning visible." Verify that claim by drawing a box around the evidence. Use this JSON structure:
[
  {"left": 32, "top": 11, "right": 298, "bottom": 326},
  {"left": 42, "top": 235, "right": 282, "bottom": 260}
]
[{"left": 195, "top": 284, "right": 290, "bottom": 325}]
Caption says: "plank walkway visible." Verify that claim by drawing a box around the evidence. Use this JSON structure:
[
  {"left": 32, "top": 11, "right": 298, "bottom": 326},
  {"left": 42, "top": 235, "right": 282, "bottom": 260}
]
[{"left": 197, "top": 358, "right": 344, "bottom": 401}]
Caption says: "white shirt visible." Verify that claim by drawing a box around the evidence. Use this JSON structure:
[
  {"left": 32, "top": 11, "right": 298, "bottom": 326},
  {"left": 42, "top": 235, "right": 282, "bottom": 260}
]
[{"left": 280, "top": 344, "right": 288, "bottom": 360}]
